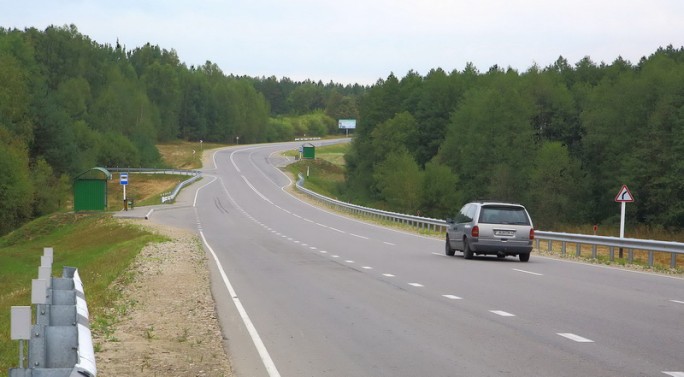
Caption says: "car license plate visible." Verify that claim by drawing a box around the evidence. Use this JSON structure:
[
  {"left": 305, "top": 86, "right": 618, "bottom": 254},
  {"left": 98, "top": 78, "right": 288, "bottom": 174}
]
[{"left": 495, "top": 230, "right": 515, "bottom": 237}]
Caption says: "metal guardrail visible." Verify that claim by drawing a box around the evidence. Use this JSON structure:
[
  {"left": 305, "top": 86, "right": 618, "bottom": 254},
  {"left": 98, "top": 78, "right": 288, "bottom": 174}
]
[
  {"left": 534, "top": 231, "right": 683, "bottom": 269},
  {"left": 106, "top": 167, "right": 202, "bottom": 203},
  {"left": 296, "top": 174, "right": 446, "bottom": 232},
  {"left": 9, "top": 248, "right": 97, "bottom": 377},
  {"left": 295, "top": 174, "right": 684, "bottom": 268},
  {"left": 106, "top": 167, "right": 201, "bottom": 176}
]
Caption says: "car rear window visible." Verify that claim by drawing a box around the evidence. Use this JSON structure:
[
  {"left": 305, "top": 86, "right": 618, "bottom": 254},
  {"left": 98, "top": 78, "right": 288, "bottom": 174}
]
[{"left": 479, "top": 206, "right": 530, "bottom": 225}]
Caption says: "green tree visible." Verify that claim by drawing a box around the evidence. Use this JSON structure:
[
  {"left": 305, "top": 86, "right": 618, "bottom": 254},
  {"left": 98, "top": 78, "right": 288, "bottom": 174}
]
[
  {"left": 288, "top": 83, "right": 325, "bottom": 114},
  {"left": 30, "top": 158, "right": 69, "bottom": 216},
  {"left": 0, "top": 133, "right": 33, "bottom": 235},
  {"left": 413, "top": 68, "right": 465, "bottom": 166},
  {"left": 142, "top": 61, "right": 181, "bottom": 140},
  {"left": 373, "top": 150, "right": 423, "bottom": 214},
  {"left": 0, "top": 52, "right": 33, "bottom": 143},
  {"left": 370, "top": 111, "right": 418, "bottom": 164},
  {"left": 527, "top": 142, "right": 583, "bottom": 228},
  {"left": 438, "top": 75, "right": 535, "bottom": 203},
  {"left": 421, "top": 161, "right": 459, "bottom": 218}
]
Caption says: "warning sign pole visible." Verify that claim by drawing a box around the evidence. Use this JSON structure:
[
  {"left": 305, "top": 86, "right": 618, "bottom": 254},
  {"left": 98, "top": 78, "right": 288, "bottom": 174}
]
[
  {"left": 615, "top": 184, "right": 634, "bottom": 258},
  {"left": 619, "top": 201, "right": 626, "bottom": 238}
]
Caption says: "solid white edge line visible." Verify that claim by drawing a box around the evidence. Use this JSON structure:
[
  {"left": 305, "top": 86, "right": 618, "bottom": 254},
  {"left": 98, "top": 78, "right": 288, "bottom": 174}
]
[
  {"left": 199, "top": 231, "right": 281, "bottom": 377},
  {"left": 670, "top": 300, "right": 684, "bottom": 304},
  {"left": 662, "top": 372, "right": 684, "bottom": 377},
  {"left": 229, "top": 150, "right": 241, "bottom": 173},
  {"left": 194, "top": 175, "right": 218, "bottom": 207},
  {"left": 557, "top": 333, "right": 594, "bottom": 343}
]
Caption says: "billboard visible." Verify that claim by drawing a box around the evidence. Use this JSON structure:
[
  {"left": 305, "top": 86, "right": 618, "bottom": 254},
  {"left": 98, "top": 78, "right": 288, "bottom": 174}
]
[{"left": 338, "top": 119, "right": 357, "bottom": 129}]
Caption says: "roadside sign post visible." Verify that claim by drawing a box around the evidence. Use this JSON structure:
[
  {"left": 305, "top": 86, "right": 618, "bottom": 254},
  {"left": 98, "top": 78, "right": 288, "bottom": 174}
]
[
  {"left": 615, "top": 184, "right": 634, "bottom": 258},
  {"left": 120, "top": 173, "right": 129, "bottom": 211}
]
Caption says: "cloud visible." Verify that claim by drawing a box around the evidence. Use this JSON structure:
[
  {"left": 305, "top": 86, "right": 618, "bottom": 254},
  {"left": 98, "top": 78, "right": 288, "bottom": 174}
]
[{"left": 1, "top": 0, "right": 683, "bottom": 84}]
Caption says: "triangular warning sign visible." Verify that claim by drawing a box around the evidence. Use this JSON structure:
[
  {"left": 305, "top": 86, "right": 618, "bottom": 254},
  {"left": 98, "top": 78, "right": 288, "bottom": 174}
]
[{"left": 615, "top": 185, "right": 634, "bottom": 202}]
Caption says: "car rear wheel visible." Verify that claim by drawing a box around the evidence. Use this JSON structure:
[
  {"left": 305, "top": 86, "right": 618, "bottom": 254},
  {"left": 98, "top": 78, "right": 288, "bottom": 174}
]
[
  {"left": 519, "top": 253, "right": 530, "bottom": 262},
  {"left": 445, "top": 235, "right": 456, "bottom": 256},
  {"left": 463, "top": 238, "right": 474, "bottom": 259}
]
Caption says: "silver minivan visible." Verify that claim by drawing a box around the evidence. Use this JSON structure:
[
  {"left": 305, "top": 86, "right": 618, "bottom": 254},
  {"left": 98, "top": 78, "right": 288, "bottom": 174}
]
[{"left": 445, "top": 201, "right": 534, "bottom": 262}]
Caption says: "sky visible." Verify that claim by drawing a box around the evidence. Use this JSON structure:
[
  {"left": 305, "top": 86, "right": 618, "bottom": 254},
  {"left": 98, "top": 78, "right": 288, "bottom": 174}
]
[{"left": 2, "top": 0, "right": 683, "bottom": 85}]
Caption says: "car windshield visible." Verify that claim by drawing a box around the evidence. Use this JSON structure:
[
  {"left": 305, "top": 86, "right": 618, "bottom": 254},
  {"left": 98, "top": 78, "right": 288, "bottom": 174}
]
[{"left": 479, "top": 206, "right": 530, "bottom": 225}]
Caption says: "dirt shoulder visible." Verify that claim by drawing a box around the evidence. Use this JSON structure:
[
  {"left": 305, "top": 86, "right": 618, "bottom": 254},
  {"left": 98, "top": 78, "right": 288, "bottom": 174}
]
[{"left": 94, "top": 220, "right": 233, "bottom": 377}]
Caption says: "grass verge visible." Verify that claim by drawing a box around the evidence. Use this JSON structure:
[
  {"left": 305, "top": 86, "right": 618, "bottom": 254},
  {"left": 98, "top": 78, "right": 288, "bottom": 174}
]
[
  {"left": 157, "top": 141, "right": 228, "bottom": 170},
  {"left": 0, "top": 212, "right": 166, "bottom": 372},
  {"left": 285, "top": 143, "right": 349, "bottom": 199}
]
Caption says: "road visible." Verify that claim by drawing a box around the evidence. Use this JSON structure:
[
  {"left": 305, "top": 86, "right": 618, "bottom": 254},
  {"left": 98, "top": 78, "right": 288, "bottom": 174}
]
[{"left": 151, "top": 141, "right": 684, "bottom": 377}]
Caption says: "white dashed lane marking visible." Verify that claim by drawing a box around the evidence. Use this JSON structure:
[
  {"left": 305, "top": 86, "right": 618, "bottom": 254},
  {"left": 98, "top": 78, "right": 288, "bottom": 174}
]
[
  {"left": 557, "top": 333, "right": 594, "bottom": 343},
  {"left": 442, "top": 295, "right": 462, "bottom": 300},
  {"left": 232, "top": 179, "right": 684, "bottom": 377},
  {"left": 513, "top": 268, "right": 543, "bottom": 276}
]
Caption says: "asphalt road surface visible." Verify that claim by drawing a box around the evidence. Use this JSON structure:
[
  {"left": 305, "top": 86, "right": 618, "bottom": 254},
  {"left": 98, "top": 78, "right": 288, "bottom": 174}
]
[{"left": 151, "top": 141, "right": 684, "bottom": 377}]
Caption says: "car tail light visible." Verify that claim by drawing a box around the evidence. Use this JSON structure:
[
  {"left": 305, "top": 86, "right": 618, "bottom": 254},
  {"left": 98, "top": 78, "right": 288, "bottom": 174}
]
[
  {"left": 529, "top": 228, "right": 535, "bottom": 240},
  {"left": 471, "top": 225, "right": 479, "bottom": 238}
]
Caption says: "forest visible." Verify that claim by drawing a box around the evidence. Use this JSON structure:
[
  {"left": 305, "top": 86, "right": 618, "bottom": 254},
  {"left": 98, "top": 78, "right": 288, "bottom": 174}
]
[
  {"left": 345, "top": 50, "right": 684, "bottom": 229},
  {"left": 1, "top": 24, "right": 683, "bottom": 235},
  {"left": 0, "top": 25, "right": 360, "bottom": 235}
]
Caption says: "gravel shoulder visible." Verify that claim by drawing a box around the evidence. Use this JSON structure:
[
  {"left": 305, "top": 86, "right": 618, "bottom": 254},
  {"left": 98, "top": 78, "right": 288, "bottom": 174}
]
[{"left": 94, "top": 219, "right": 233, "bottom": 377}]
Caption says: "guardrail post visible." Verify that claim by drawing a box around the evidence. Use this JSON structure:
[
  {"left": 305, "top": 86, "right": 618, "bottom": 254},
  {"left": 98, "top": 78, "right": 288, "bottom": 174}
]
[
  {"left": 672, "top": 253, "right": 677, "bottom": 269},
  {"left": 9, "top": 248, "right": 96, "bottom": 377},
  {"left": 609, "top": 246, "right": 615, "bottom": 261},
  {"left": 10, "top": 306, "right": 31, "bottom": 369},
  {"left": 648, "top": 251, "right": 654, "bottom": 267},
  {"left": 561, "top": 241, "right": 566, "bottom": 256},
  {"left": 575, "top": 243, "right": 581, "bottom": 257},
  {"left": 592, "top": 244, "right": 597, "bottom": 259},
  {"left": 627, "top": 248, "right": 634, "bottom": 264}
]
